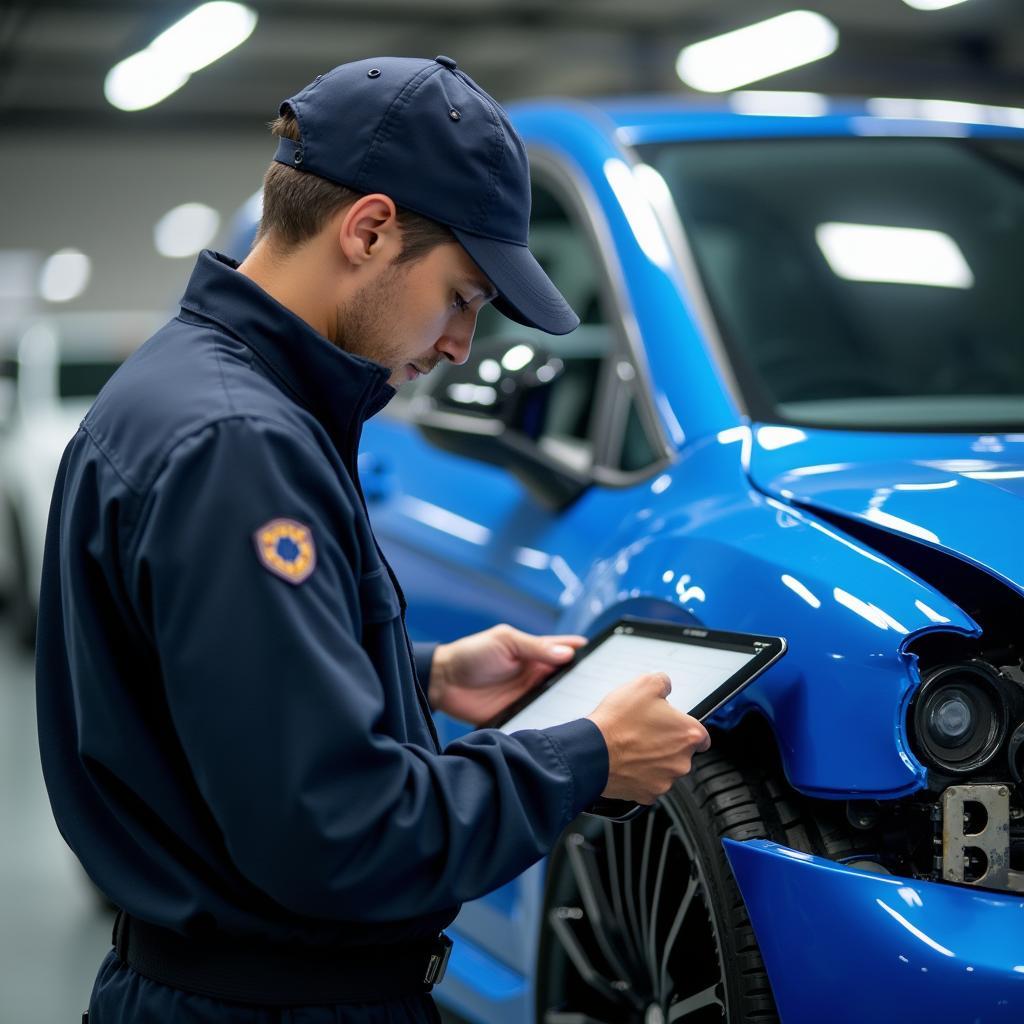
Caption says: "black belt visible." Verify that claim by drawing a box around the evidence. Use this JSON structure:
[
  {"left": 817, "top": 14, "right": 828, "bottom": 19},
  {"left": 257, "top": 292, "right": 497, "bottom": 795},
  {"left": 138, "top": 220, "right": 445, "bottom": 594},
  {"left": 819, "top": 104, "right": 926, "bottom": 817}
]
[{"left": 110, "top": 908, "right": 453, "bottom": 1007}]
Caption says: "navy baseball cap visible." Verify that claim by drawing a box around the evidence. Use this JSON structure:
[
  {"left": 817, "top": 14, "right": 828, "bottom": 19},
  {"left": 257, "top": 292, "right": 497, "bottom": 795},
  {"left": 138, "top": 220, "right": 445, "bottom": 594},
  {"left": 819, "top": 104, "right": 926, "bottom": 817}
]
[{"left": 272, "top": 55, "right": 579, "bottom": 336}]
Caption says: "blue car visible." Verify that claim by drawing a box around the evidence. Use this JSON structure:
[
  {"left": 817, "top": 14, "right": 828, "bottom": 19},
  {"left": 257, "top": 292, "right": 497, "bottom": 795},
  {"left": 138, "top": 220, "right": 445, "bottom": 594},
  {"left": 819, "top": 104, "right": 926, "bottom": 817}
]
[{"left": 227, "top": 95, "right": 1024, "bottom": 1024}]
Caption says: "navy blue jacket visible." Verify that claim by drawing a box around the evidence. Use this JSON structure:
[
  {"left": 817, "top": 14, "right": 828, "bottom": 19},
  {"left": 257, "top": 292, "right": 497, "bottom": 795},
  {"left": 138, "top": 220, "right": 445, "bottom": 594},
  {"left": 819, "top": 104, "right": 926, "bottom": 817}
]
[{"left": 35, "top": 249, "right": 609, "bottom": 949}]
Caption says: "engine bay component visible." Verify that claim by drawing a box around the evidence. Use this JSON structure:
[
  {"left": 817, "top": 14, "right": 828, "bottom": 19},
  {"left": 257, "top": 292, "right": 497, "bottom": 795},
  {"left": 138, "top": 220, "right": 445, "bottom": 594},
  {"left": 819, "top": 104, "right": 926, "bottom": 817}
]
[
  {"left": 1008, "top": 723, "right": 1024, "bottom": 785},
  {"left": 911, "top": 662, "right": 1009, "bottom": 774},
  {"left": 941, "top": 784, "right": 1013, "bottom": 889}
]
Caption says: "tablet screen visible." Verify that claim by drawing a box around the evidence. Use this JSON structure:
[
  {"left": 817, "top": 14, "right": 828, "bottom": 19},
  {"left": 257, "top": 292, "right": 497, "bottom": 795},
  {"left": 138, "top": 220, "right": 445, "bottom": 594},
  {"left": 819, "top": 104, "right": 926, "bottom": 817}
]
[{"left": 495, "top": 623, "right": 779, "bottom": 734}]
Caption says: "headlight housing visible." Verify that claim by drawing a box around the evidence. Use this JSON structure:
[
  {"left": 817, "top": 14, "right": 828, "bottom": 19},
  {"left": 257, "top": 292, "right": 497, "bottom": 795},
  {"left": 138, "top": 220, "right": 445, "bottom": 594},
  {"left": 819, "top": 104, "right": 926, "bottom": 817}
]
[{"left": 910, "top": 661, "right": 1010, "bottom": 775}]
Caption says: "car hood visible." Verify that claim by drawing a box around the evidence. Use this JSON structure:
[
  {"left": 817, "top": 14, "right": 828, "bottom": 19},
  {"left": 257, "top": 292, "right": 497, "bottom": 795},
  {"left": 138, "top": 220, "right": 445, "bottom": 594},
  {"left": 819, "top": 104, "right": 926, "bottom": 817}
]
[{"left": 746, "top": 425, "right": 1024, "bottom": 593}]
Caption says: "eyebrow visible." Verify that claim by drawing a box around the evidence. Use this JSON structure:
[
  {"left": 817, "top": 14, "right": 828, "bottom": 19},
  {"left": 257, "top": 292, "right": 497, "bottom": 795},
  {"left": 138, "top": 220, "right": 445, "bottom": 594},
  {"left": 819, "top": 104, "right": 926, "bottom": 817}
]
[{"left": 466, "top": 275, "right": 499, "bottom": 302}]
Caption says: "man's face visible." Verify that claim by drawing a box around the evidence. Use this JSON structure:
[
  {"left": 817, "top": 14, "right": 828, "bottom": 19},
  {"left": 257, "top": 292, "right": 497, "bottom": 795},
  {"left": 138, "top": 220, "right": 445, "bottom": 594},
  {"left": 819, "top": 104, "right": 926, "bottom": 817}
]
[{"left": 332, "top": 240, "right": 497, "bottom": 388}]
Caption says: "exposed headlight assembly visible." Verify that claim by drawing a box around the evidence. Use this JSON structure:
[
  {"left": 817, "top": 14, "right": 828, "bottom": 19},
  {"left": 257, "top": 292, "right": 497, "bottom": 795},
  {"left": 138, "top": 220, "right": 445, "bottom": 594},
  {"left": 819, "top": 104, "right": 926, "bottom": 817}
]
[{"left": 910, "top": 661, "right": 1010, "bottom": 774}]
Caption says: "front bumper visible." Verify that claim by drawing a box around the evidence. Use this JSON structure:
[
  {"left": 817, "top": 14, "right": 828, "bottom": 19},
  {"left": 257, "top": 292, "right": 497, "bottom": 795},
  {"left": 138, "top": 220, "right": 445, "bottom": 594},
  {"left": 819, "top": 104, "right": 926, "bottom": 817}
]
[{"left": 723, "top": 838, "right": 1024, "bottom": 1023}]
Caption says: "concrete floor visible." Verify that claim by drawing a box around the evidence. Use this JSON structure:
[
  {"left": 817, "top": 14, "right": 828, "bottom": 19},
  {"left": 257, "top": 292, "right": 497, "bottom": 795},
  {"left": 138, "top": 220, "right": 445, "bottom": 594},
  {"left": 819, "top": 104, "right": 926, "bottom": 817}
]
[{"left": 0, "top": 608, "right": 469, "bottom": 1024}]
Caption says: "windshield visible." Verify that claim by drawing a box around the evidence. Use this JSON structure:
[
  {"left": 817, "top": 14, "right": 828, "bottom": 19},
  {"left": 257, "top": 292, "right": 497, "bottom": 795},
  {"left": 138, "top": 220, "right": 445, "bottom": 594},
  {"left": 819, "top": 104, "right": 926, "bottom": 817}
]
[{"left": 638, "top": 137, "right": 1024, "bottom": 431}]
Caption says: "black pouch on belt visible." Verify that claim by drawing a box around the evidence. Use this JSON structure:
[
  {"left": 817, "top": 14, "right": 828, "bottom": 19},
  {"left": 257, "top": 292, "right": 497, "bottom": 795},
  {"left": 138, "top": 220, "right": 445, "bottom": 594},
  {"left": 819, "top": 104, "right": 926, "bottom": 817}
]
[{"left": 110, "top": 908, "right": 453, "bottom": 1007}]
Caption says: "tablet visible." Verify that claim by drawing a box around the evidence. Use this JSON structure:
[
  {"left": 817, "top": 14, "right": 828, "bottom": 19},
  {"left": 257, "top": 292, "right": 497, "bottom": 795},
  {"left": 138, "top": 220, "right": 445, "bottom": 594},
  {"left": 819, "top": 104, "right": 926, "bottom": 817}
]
[{"left": 486, "top": 617, "right": 786, "bottom": 821}]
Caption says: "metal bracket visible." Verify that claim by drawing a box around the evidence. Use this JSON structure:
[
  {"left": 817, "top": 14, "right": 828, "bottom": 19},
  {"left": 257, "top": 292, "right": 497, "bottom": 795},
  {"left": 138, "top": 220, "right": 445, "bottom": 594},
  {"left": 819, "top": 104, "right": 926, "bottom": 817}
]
[{"left": 941, "top": 784, "right": 1011, "bottom": 889}]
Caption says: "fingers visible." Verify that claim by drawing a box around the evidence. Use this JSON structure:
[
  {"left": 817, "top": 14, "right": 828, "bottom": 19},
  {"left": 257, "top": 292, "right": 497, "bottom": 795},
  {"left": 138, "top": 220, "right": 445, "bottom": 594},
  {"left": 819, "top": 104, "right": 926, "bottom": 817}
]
[
  {"left": 642, "top": 671, "right": 671, "bottom": 697},
  {"left": 501, "top": 625, "right": 587, "bottom": 664},
  {"left": 697, "top": 726, "right": 712, "bottom": 753}
]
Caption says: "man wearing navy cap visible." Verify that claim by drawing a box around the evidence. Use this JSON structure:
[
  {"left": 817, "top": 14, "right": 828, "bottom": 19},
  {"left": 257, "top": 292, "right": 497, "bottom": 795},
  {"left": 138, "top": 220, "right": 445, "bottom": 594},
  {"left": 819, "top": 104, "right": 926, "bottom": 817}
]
[{"left": 36, "top": 55, "right": 710, "bottom": 1023}]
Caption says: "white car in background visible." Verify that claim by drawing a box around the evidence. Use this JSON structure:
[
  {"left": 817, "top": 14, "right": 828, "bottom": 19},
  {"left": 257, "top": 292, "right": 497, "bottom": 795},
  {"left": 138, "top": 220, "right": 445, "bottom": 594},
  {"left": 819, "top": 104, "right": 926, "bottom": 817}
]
[{"left": 0, "top": 312, "right": 161, "bottom": 645}]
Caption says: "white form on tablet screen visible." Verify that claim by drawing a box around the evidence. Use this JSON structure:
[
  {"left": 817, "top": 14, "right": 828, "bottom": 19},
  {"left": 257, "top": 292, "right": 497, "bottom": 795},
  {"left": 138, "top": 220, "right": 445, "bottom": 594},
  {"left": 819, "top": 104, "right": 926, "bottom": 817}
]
[{"left": 496, "top": 628, "right": 759, "bottom": 735}]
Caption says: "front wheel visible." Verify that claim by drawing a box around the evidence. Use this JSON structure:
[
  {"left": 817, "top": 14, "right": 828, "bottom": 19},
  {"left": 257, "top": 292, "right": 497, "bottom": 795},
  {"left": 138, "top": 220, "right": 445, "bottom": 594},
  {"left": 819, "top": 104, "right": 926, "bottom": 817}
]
[{"left": 534, "top": 730, "right": 867, "bottom": 1023}]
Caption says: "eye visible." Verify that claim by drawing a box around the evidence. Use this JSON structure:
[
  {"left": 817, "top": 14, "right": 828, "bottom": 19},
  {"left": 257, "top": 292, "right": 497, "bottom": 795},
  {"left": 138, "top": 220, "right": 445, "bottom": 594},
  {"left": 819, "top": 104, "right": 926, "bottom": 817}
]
[{"left": 453, "top": 292, "right": 470, "bottom": 313}]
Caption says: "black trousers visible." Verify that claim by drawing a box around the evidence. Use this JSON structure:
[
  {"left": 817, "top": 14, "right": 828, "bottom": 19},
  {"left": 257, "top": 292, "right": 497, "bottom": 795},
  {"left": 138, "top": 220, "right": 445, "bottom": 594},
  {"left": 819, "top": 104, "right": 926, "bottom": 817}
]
[{"left": 86, "top": 948, "right": 445, "bottom": 1023}]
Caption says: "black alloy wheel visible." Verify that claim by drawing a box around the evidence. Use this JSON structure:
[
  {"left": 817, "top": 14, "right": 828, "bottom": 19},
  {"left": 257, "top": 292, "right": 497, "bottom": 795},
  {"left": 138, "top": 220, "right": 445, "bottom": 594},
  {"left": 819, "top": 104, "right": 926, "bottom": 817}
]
[{"left": 535, "top": 733, "right": 870, "bottom": 1024}]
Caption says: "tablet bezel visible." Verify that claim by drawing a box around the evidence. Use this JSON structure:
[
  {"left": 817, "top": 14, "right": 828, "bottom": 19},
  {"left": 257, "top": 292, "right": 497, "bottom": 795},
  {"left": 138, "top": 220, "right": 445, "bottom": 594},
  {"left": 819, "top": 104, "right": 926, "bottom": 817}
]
[{"left": 483, "top": 615, "right": 787, "bottom": 732}]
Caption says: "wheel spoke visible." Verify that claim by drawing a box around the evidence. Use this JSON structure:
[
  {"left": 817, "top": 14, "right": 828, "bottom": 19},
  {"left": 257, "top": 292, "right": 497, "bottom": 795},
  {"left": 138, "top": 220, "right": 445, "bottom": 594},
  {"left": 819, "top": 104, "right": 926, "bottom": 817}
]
[
  {"left": 602, "top": 820, "right": 631, "bottom": 957},
  {"left": 622, "top": 817, "right": 646, "bottom": 976},
  {"left": 548, "top": 907, "right": 631, "bottom": 1007},
  {"left": 566, "top": 833, "right": 641, "bottom": 993},
  {"left": 605, "top": 819, "right": 649, "bottom": 984},
  {"left": 666, "top": 983, "right": 725, "bottom": 1021},
  {"left": 541, "top": 801, "right": 732, "bottom": 1024},
  {"left": 646, "top": 829, "right": 674, "bottom": 993},
  {"left": 637, "top": 810, "right": 656, "bottom": 954},
  {"left": 659, "top": 872, "right": 698, "bottom": 1003}
]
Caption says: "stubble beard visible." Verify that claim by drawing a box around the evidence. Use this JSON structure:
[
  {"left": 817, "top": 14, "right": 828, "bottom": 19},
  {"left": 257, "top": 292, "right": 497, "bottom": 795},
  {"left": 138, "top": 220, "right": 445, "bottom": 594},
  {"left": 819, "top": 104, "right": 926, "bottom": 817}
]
[{"left": 332, "top": 259, "right": 417, "bottom": 380}]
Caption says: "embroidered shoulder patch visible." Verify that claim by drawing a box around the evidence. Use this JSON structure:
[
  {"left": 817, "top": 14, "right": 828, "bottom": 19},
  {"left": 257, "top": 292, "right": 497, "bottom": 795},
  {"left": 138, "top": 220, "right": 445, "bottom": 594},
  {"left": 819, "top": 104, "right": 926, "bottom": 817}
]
[{"left": 253, "top": 518, "right": 316, "bottom": 585}]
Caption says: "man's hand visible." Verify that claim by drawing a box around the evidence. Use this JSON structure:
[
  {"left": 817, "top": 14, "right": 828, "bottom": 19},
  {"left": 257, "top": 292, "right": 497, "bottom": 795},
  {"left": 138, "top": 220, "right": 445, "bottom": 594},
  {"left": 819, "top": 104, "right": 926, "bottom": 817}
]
[{"left": 429, "top": 624, "right": 587, "bottom": 726}]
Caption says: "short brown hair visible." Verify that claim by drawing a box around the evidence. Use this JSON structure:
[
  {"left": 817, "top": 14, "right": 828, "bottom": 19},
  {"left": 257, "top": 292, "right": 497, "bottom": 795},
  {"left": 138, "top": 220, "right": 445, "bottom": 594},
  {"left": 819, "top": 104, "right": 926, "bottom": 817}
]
[{"left": 255, "top": 109, "right": 456, "bottom": 266}]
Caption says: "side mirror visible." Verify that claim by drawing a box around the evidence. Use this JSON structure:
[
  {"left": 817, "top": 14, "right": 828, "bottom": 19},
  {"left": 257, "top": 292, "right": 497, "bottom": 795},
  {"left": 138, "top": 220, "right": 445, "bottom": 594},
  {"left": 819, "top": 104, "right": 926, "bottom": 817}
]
[{"left": 411, "top": 338, "right": 590, "bottom": 510}]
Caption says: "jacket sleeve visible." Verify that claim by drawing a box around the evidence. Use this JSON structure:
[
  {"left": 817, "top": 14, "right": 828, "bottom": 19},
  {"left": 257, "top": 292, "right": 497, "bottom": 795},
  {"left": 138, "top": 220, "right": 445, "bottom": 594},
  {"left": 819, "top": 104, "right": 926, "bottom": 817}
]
[
  {"left": 412, "top": 641, "right": 438, "bottom": 705},
  {"left": 127, "top": 415, "right": 609, "bottom": 922}
]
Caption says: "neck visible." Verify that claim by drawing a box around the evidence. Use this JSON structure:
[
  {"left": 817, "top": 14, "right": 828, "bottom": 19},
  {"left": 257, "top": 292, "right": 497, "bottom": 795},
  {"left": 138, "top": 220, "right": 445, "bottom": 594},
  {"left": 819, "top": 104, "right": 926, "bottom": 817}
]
[{"left": 237, "top": 237, "right": 335, "bottom": 341}]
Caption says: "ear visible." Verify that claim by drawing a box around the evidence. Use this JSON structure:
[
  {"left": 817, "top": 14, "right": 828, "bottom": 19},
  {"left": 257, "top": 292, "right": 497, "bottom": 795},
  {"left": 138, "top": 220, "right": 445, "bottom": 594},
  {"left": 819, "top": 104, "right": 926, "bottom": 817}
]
[{"left": 337, "top": 193, "right": 400, "bottom": 266}]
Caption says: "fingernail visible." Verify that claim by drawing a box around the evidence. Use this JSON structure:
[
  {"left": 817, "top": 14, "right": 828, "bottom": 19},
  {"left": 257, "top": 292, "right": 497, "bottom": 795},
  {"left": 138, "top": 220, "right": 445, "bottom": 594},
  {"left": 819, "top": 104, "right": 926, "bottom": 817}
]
[{"left": 551, "top": 644, "right": 574, "bottom": 657}]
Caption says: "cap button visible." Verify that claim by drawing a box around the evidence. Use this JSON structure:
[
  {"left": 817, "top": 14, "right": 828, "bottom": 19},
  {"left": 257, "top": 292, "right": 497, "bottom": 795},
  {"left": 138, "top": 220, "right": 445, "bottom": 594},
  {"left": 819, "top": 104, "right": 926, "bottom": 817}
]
[{"left": 434, "top": 55, "right": 457, "bottom": 71}]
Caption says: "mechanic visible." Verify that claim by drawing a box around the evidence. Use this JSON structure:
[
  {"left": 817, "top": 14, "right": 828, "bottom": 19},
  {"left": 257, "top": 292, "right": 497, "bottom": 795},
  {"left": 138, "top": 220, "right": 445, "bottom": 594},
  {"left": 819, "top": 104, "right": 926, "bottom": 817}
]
[{"left": 35, "top": 55, "right": 711, "bottom": 1023}]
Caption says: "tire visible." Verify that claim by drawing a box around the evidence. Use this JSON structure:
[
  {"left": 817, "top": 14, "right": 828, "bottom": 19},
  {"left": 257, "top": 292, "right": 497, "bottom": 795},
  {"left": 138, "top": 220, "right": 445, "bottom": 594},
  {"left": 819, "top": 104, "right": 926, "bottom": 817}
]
[{"left": 534, "top": 724, "right": 869, "bottom": 1024}]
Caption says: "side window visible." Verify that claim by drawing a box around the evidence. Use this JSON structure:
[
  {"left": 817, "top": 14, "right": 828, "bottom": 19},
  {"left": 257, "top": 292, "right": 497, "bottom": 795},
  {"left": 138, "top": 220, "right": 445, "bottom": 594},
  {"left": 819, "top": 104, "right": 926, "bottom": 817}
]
[
  {"left": 421, "top": 169, "right": 663, "bottom": 479},
  {"left": 429, "top": 178, "right": 614, "bottom": 473},
  {"left": 617, "top": 397, "right": 659, "bottom": 473}
]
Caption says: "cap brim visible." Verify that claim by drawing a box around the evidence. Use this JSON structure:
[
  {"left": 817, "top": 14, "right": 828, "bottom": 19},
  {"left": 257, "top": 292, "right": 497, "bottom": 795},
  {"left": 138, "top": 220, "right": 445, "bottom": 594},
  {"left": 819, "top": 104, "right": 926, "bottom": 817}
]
[{"left": 451, "top": 227, "right": 580, "bottom": 336}]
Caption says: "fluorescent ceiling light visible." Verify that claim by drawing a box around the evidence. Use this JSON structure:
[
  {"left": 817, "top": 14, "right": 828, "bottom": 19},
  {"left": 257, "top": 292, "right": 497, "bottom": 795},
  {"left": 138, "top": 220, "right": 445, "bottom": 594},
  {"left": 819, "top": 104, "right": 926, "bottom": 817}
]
[
  {"left": 902, "top": 0, "right": 971, "bottom": 9},
  {"left": 154, "top": 203, "right": 221, "bottom": 258},
  {"left": 105, "top": 2, "right": 256, "bottom": 112},
  {"left": 815, "top": 222, "right": 974, "bottom": 289},
  {"left": 105, "top": 50, "right": 190, "bottom": 112},
  {"left": 730, "top": 91, "right": 829, "bottom": 117},
  {"left": 676, "top": 11, "right": 838, "bottom": 93},
  {"left": 501, "top": 344, "right": 534, "bottom": 372},
  {"left": 149, "top": 1, "right": 258, "bottom": 73},
  {"left": 39, "top": 249, "right": 91, "bottom": 303}
]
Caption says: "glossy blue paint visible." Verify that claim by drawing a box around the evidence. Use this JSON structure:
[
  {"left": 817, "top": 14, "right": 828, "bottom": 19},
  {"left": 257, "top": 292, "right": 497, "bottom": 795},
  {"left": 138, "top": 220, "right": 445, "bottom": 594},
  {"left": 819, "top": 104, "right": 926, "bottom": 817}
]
[
  {"left": 748, "top": 426, "right": 1024, "bottom": 598},
  {"left": 432, "top": 925, "right": 528, "bottom": 1024},
  {"left": 371, "top": 420, "right": 976, "bottom": 798},
  {"left": 723, "top": 838, "right": 1024, "bottom": 1023}
]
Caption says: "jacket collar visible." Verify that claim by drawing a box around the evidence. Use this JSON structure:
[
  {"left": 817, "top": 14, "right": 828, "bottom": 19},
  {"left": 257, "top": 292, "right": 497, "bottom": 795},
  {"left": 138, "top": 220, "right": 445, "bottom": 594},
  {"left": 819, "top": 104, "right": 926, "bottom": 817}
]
[{"left": 178, "top": 250, "right": 397, "bottom": 449}]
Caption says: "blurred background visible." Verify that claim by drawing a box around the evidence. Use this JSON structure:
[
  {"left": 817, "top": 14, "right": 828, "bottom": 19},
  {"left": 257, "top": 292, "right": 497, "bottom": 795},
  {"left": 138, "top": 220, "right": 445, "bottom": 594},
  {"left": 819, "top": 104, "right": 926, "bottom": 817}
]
[{"left": 1, "top": 1, "right": 1022, "bottom": 1020}]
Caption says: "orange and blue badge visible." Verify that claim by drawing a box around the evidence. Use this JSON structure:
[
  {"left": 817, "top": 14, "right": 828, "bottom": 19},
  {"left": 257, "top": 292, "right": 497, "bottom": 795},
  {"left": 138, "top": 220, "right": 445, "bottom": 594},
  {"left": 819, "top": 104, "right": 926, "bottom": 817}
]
[{"left": 253, "top": 518, "right": 316, "bottom": 585}]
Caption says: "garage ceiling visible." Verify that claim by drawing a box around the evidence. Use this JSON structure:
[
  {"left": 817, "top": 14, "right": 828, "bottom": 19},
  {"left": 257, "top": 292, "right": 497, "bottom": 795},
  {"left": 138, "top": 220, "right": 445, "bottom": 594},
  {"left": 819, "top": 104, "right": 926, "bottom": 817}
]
[
  {"left": 2, "top": 0, "right": 1024, "bottom": 132},
  {"left": 1, "top": 0, "right": 1022, "bottom": 320}
]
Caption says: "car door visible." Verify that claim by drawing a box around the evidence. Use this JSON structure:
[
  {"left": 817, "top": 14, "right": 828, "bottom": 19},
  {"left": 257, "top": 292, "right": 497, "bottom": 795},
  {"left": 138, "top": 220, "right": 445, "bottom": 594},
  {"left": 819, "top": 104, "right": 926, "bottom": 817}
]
[{"left": 360, "top": 149, "right": 667, "bottom": 980}]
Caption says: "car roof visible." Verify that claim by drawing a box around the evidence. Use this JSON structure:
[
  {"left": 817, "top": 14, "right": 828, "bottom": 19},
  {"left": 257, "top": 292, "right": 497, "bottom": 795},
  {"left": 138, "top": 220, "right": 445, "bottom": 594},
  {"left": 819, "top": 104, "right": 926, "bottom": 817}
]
[{"left": 505, "top": 94, "right": 1024, "bottom": 146}]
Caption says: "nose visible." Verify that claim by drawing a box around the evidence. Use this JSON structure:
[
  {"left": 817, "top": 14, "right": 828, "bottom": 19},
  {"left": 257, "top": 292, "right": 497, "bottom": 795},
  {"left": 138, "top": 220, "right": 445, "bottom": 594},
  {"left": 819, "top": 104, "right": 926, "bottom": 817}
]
[{"left": 435, "top": 311, "right": 477, "bottom": 366}]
